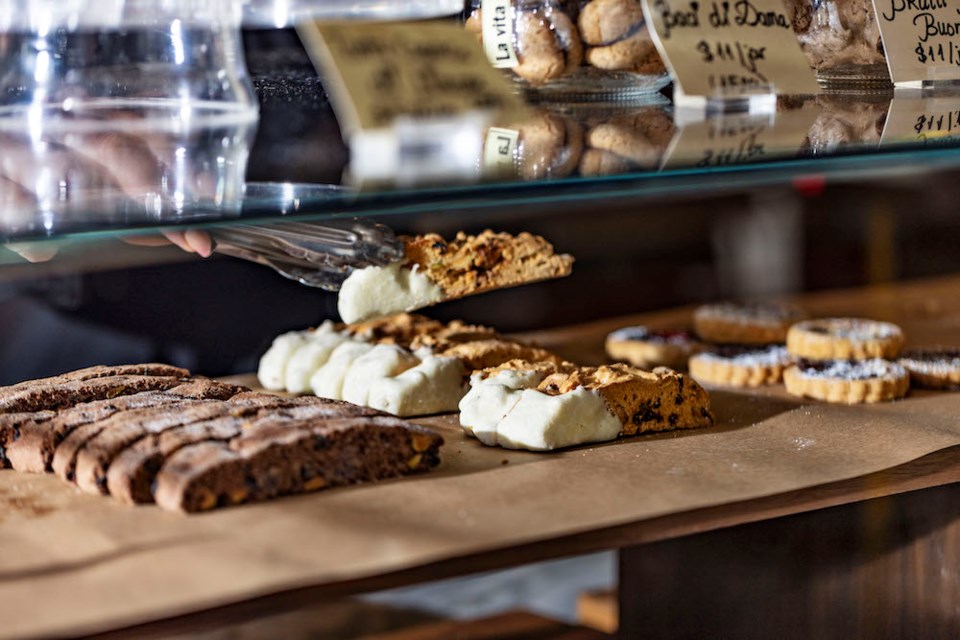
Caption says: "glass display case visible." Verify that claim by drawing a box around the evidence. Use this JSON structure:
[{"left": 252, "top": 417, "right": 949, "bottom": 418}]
[{"left": 3, "top": 17, "right": 960, "bottom": 640}]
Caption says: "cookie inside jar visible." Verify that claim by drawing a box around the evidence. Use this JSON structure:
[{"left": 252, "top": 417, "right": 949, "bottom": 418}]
[
  {"left": 782, "top": 0, "right": 891, "bottom": 87},
  {"left": 467, "top": 0, "right": 670, "bottom": 100}
]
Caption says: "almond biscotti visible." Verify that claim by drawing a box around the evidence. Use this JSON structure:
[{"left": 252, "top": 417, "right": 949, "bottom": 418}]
[
  {"left": 258, "top": 314, "right": 563, "bottom": 417},
  {"left": 460, "top": 359, "right": 713, "bottom": 451},
  {"left": 337, "top": 230, "right": 574, "bottom": 323}
]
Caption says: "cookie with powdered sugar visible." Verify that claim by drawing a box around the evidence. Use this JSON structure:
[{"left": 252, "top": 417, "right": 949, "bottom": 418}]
[
  {"left": 605, "top": 326, "right": 701, "bottom": 370},
  {"left": 693, "top": 302, "right": 806, "bottom": 345},
  {"left": 688, "top": 345, "right": 792, "bottom": 388},
  {"left": 787, "top": 318, "right": 903, "bottom": 361},
  {"left": 898, "top": 348, "right": 960, "bottom": 390},
  {"left": 784, "top": 359, "right": 909, "bottom": 404}
]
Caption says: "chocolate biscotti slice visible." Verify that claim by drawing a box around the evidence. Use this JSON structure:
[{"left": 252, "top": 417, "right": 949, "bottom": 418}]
[
  {"left": 153, "top": 415, "right": 443, "bottom": 513},
  {"left": 0, "top": 374, "right": 190, "bottom": 415},
  {"left": 337, "top": 230, "right": 574, "bottom": 323},
  {"left": 104, "top": 395, "right": 380, "bottom": 503},
  {"left": 3, "top": 364, "right": 189, "bottom": 392},
  {"left": 6, "top": 379, "right": 245, "bottom": 473},
  {"left": 55, "top": 400, "right": 234, "bottom": 486}
]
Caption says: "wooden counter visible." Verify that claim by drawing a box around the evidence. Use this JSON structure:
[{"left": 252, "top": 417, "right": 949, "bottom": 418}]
[{"left": 5, "top": 275, "right": 960, "bottom": 638}]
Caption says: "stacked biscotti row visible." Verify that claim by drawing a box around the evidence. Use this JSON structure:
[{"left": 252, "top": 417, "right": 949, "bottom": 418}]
[
  {"left": 0, "top": 364, "right": 441, "bottom": 513},
  {"left": 262, "top": 313, "right": 715, "bottom": 451}
]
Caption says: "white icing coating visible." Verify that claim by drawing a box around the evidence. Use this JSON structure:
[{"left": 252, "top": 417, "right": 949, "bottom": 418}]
[
  {"left": 284, "top": 333, "right": 354, "bottom": 394},
  {"left": 460, "top": 369, "right": 547, "bottom": 445},
  {"left": 696, "top": 346, "right": 791, "bottom": 367},
  {"left": 337, "top": 263, "right": 443, "bottom": 323},
  {"left": 459, "top": 369, "right": 622, "bottom": 451},
  {"left": 496, "top": 387, "right": 623, "bottom": 451},
  {"left": 796, "top": 359, "right": 906, "bottom": 381},
  {"left": 257, "top": 331, "right": 310, "bottom": 391},
  {"left": 310, "top": 342, "right": 376, "bottom": 399},
  {"left": 341, "top": 344, "right": 420, "bottom": 406},
  {"left": 367, "top": 356, "right": 467, "bottom": 416}
]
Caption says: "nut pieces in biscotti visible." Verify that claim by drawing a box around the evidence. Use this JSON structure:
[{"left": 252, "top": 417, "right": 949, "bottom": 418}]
[
  {"left": 513, "top": 7, "right": 583, "bottom": 86},
  {"left": 578, "top": 0, "right": 646, "bottom": 46}
]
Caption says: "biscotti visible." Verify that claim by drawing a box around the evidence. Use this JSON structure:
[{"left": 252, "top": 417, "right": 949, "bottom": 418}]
[
  {"left": 6, "top": 379, "right": 244, "bottom": 473},
  {"left": 337, "top": 230, "right": 574, "bottom": 323},
  {"left": 258, "top": 315, "right": 562, "bottom": 417},
  {"left": 460, "top": 359, "right": 712, "bottom": 451},
  {"left": 153, "top": 415, "right": 442, "bottom": 513},
  {"left": 0, "top": 365, "right": 443, "bottom": 513}
]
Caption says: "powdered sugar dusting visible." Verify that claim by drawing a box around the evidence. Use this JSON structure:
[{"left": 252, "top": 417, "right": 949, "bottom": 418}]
[
  {"left": 900, "top": 348, "right": 960, "bottom": 376},
  {"left": 797, "top": 318, "right": 902, "bottom": 341},
  {"left": 795, "top": 359, "right": 906, "bottom": 381},
  {"left": 695, "top": 302, "right": 805, "bottom": 327},
  {"left": 608, "top": 325, "right": 696, "bottom": 345},
  {"left": 696, "top": 345, "right": 791, "bottom": 366}
]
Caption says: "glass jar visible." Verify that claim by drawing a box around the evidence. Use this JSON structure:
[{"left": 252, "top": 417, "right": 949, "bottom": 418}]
[
  {"left": 784, "top": 0, "right": 891, "bottom": 87},
  {"left": 487, "top": 101, "right": 674, "bottom": 181},
  {"left": 466, "top": 0, "right": 670, "bottom": 101}
]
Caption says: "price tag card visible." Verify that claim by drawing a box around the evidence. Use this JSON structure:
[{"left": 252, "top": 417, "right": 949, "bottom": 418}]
[
  {"left": 880, "top": 93, "right": 960, "bottom": 146},
  {"left": 872, "top": 0, "right": 960, "bottom": 84},
  {"left": 662, "top": 106, "right": 821, "bottom": 169},
  {"left": 297, "top": 20, "right": 529, "bottom": 136},
  {"left": 640, "top": 0, "right": 818, "bottom": 100}
]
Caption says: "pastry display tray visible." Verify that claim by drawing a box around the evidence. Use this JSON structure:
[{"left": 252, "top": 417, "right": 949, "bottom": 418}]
[{"left": 4, "top": 275, "right": 960, "bottom": 638}]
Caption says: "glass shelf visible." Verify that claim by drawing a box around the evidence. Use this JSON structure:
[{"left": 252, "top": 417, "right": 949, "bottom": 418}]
[
  {"left": 4, "top": 31, "right": 960, "bottom": 278},
  {"left": 242, "top": 0, "right": 466, "bottom": 28}
]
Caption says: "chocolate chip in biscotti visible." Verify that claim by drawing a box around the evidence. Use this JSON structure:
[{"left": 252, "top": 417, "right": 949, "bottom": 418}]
[
  {"left": 578, "top": 0, "right": 646, "bottom": 46},
  {"left": 514, "top": 8, "right": 583, "bottom": 86},
  {"left": 585, "top": 27, "right": 665, "bottom": 74}
]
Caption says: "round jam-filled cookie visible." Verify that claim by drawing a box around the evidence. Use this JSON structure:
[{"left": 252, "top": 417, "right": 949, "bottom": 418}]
[
  {"left": 784, "top": 359, "right": 909, "bottom": 404},
  {"left": 605, "top": 326, "right": 701, "bottom": 370},
  {"left": 688, "top": 345, "right": 792, "bottom": 388},
  {"left": 786, "top": 318, "right": 904, "bottom": 361},
  {"left": 898, "top": 347, "right": 960, "bottom": 390},
  {"left": 693, "top": 302, "right": 806, "bottom": 345}
]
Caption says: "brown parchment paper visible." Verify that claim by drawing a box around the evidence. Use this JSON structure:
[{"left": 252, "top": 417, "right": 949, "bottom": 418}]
[{"left": 4, "top": 275, "right": 960, "bottom": 638}]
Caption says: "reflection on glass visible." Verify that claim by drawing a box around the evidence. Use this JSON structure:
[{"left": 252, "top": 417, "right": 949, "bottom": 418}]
[
  {"left": 0, "top": 109, "right": 257, "bottom": 238},
  {"left": 487, "top": 102, "right": 676, "bottom": 180},
  {"left": 0, "top": 0, "right": 257, "bottom": 121}
]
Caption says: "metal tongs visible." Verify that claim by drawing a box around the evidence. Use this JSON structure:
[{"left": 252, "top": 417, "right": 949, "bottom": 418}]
[{"left": 209, "top": 219, "right": 404, "bottom": 291}]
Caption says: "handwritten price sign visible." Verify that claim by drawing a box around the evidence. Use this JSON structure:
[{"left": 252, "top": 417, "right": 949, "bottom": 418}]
[
  {"left": 873, "top": 0, "right": 960, "bottom": 83},
  {"left": 641, "top": 0, "right": 818, "bottom": 99}
]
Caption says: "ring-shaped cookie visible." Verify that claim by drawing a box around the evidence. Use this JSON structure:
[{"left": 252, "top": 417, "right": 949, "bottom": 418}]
[
  {"left": 898, "top": 347, "right": 960, "bottom": 390},
  {"left": 784, "top": 359, "right": 909, "bottom": 404},
  {"left": 786, "top": 318, "right": 903, "bottom": 361},
  {"left": 688, "top": 345, "right": 792, "bottom": 388}
]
